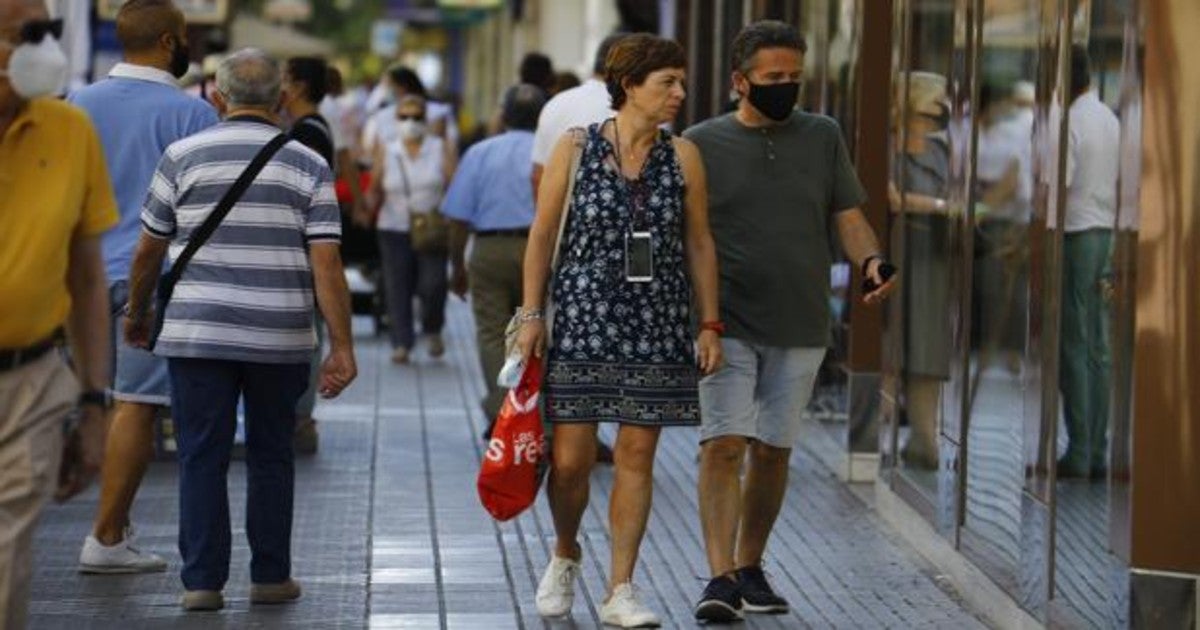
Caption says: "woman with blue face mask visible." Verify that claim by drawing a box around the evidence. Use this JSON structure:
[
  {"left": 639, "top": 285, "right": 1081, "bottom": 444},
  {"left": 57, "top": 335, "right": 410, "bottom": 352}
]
[{"left": 368, "top": 94, "right": 459, "bottom": 364}]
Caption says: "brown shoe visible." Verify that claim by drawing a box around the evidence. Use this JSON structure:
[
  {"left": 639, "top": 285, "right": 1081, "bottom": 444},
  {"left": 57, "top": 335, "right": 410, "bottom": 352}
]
[
  {"left": 181, "top": 590, "right": 224, "bottom": 611},
  {"left": 294, "top": 417, "right": 319, "bottom": 455},
  {"left": 428, "top": 334, "right": 445, "bottom": 358},
  {"left": 250, "top": 578, "right": 302, "bottom": 604},
  {"left": 391, "top": 347, "right": 410, "bottom": 364}
]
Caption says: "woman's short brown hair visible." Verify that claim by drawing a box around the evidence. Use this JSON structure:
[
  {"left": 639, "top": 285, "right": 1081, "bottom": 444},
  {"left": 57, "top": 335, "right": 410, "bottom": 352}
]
[{"left": 605, "top": 34, "right": 686, "bottom": 110}]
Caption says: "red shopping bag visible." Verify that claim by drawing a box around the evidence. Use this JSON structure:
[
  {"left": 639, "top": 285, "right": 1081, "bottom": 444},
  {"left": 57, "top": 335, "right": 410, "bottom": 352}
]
[{"left": 477, "top": 356, "right": 548, "bottom": 521}]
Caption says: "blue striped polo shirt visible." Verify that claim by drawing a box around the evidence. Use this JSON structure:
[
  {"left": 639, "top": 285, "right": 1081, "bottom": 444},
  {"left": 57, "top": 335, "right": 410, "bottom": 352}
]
[{"left": 141, "top": 118, "right": 342, "bottom": 364}]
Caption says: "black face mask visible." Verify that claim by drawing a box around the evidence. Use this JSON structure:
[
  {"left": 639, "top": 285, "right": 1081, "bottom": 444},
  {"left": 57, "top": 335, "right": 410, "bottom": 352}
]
[
  {"left": 746, "top": 81, "right": 800, "bottom": 122},
  {"left": 169, "top": 41, "right": 190, "bottom": 79}
]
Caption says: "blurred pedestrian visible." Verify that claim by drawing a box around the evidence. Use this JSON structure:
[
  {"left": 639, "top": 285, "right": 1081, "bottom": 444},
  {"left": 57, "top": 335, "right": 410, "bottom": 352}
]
[
  {"left": 68, "top": 0, "right": 218, "bottom": 574},
  {"left": 124, "top": 48, "right": 357, "bottom": 611},
  {"left": 517, "top": 34, "right": 721, "bottom": 628},
  {"left": 443, "top": 83, "right": 546, "bottom": 424},
  {"left": 362, "top": 64, "right": 459, "bottom": 162},
  {"left": 280, "top": 55, "right": 363, "bottom": 455},
  {"left": 369, "top": 94, "right": 458, "bottom": 364},
  {"left": 530, "top": 33, "right": 626, "bottom": 192},
  {"left": 551, "top": 70, "right": 581, "bottom": 96},
  {"left": 1057, "top": 46, "right": 1119, "bottom": 480},
  {"left": 0, "top": 0, "right": 117, "bottom": 625},
  {"left": 886, "top": 71, "right": 952, "bottom": 471},
  {"left": 685, "top": 21, "right": 894, "bottom": 622},
  {"left": 487, "top": 51, "right": 554, "bottom": 135}
]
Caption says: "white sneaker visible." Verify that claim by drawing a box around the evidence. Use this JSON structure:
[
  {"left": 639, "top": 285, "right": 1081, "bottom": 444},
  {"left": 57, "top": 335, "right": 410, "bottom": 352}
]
[
  {"left": 535, "top": 555, "right": 580, "bottom": 617},
  {"left": 600, "top": 583, "right": 661, "bottom": 628},
  {"left": 79, "top": 527, "right": 167, "bottom": 574}
]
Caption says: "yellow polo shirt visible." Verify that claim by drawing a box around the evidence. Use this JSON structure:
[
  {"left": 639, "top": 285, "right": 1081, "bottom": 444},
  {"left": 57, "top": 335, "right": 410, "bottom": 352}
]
[{"left": 0, "top": 99, "right": 118, "bottom": 347}]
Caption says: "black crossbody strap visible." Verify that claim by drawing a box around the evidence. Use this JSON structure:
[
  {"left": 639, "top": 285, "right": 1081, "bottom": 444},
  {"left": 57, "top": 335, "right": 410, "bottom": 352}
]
[{"left": 162, "top": 133, "right": 289, "bottom": 287}]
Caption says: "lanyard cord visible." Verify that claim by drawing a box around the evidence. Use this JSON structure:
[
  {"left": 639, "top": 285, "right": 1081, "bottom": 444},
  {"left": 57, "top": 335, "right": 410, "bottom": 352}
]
[{"left": 610, "top": 118, "right": 650, "bottom": 231}]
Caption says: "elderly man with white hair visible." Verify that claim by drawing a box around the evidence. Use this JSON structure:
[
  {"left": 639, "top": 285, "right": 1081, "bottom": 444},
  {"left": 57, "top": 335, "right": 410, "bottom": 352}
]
[{"left": 124, "top": 47, "right": 357, "bottom": 611}]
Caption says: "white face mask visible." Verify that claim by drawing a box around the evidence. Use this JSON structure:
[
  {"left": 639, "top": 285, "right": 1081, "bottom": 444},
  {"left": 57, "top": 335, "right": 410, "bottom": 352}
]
[
  {"left": 397, "top": 118, "right": 426, "bottom": 140},
  {"left": 0, "top": 35, "right": 68, "bottom": 99}
]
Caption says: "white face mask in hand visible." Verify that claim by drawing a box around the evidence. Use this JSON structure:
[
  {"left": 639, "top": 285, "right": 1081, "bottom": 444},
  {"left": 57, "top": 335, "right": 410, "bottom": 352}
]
[
  {"left": 0, "top": 35, "right": 68, "bottom": 99},
  {"left": 397, "top": 119, "right": 427, "bottom": 141}
]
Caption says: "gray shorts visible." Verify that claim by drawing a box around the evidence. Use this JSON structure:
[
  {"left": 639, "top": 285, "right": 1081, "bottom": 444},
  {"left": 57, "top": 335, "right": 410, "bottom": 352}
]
[
  {"left": 110, "top": 280, "right": 170, "bottom": 406},
  {"left": 698, "top": 338, "right": 826, "bottom": 448}
]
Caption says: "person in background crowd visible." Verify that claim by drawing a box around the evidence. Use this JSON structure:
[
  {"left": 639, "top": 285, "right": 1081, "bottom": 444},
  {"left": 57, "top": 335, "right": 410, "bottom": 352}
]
[
  {"left": 0, "top": 0, "right": 116, "bottom": 624},
  {"left": 530, "top": 33, "right": 625, "bottom": 194},
  {"left": 488, "top": 51, "right": 555, "bottom": 135},
  {"left": 443, "top": 83, "right": 547, "bottom": 428},
  {"left": 529, "top": 32, "right": 627, "bottom": 464},
  {"left": 684, "top": 20, "right": 894, "bottom": 622},
  {"left": 321, "top": 67, "right": 368, "bottom": 215},
  {"left": 125, "top": 48, "right": 356, "bottom": 611},
  {"left": 67, "top": 0, "right": 218, "bottom": 574},
  {"left": 281, "top": 55, "right": 361, "bottom": 455},
  {"left": 519, "top": 51, "right": 556, "bottom": 95},
  {"left": 1057, "top": 45, "right": 1119, "bottom": 480},
  {"left": 973, "top": 82, "right": 1032, "bottom": 374},
  {"left": 369, "top": 94, "right": 457, "bottom": 364},
  {"left": 518, "top": 34, "right": 722, "bottom": 628},
  {"left": 551, "top": 70, "right": 581, "bottom": 96},
  {"left": 362, "top": 64, "right": 459, "bottom": 162},
  {"left": 887, "top": 71, "right": 952, "bottom": 471}
]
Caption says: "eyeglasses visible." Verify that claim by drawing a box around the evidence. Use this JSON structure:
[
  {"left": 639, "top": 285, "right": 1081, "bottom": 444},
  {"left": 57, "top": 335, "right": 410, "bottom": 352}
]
[
  {"left": 396, "top": 114, "right": 425, "bottom": 121},
  {"left": 18, "top": 18, "right": 63, "bottom": 44}
]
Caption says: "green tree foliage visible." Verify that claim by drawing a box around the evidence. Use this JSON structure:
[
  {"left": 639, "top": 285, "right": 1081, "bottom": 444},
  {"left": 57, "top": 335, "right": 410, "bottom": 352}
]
[{"left": 240, "top": 0, "right": 385, "bottom": 54}]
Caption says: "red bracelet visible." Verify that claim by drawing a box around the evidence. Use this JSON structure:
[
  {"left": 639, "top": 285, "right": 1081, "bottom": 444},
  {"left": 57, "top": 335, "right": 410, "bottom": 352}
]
[{"left": 699, "top": 321, "right": 726, "bottom": 335}]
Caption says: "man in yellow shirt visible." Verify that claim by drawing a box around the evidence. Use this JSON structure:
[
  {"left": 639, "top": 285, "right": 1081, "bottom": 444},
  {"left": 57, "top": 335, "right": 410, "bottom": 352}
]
[{"left": 0, "top": 0, "right": 118, "bottom": 626}]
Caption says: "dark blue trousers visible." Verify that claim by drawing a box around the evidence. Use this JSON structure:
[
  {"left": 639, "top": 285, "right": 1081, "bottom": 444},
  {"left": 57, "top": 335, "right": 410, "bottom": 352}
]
[{"left": 168, "top": 357, "right": 309, "bottom": 591}]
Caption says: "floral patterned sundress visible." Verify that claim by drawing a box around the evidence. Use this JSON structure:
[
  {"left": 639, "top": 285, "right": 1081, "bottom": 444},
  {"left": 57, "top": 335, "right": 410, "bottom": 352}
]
[{"left": 544, "top": 122, "right": 700, "bottom": 426}]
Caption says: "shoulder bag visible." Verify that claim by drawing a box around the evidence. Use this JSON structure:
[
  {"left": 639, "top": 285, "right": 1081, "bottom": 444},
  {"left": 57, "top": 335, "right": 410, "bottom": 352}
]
[
  {"left": 503, "top": 127, "right": 587, "bottom": 357},
  {"left": 395, "top": 149, "right": 450, "bottom": 254}
]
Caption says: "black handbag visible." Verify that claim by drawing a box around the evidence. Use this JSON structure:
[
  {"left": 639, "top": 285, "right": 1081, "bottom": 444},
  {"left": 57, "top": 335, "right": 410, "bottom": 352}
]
[{"left": 148, "top": 134, "right": 290, "bottom": 351}]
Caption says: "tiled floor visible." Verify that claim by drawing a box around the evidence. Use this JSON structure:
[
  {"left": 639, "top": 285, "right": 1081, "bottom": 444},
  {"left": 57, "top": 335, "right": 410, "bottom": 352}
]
[{"left": 29, "top": 302, "right": 989, "bottom": 629}]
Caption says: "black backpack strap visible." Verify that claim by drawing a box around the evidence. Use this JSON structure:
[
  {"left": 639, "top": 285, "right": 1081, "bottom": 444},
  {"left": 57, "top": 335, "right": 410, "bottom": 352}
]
[{"left": 160, "top": 133, "right": 290, "bottom": 291}]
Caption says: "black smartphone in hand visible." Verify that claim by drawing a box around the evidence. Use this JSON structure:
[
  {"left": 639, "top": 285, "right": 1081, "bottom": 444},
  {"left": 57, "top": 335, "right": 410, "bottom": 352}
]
[{"left": 862, "top": 261, "right": 897, "bottom": 294}]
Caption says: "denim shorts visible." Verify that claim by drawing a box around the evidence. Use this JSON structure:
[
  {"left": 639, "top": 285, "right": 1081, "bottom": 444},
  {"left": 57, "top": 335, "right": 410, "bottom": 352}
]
[
  {"left": 698, "top": 338, "right": 826, "bottom": 448},
  {"left": 110, "top": 280, "right": 170, "bottom": 405}
]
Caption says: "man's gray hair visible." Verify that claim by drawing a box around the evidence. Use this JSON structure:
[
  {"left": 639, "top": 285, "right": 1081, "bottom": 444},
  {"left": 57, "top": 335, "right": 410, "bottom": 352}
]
[
  {"left": 730, "top": 20, "right": 808, "bottom": 74},
  {"left": 215, "top": 48, "right": 281, "bottom": 108}
]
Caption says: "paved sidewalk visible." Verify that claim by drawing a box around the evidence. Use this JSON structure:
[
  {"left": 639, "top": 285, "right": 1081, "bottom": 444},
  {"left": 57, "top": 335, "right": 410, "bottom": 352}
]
[{"left": 28, "top": 301, "right": 988, "bottom": 629}]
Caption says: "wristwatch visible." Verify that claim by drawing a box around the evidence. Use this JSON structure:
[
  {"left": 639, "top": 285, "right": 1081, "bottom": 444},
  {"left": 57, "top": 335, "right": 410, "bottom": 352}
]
[{"left": 79, "top": 390, "right": 111, "bottom": 410}]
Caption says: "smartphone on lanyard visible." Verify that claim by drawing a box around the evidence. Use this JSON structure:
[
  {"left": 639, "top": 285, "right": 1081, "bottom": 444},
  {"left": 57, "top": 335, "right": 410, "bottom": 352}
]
[{"left": 623, "top": 175, "right": 654, "bottom": 283}]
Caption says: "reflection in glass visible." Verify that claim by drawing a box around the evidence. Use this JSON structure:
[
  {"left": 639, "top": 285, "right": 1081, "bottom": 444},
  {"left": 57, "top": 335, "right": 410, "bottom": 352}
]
[
  {"left": 889, "top": 0, "right": 957, "bottom": 501},
  {"left": 1053, "top": 0, "right": 1133, "bottom": 623},
  {"left": 959, "top": 0, "right": 1040, "bottom": 595},
  {"left": 891, "top": 72, "right": 952, "bottom": 477}
]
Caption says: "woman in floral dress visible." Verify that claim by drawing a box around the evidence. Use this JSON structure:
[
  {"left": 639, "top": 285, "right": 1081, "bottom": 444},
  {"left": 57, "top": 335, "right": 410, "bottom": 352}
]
[{"left": 516, "top": 34, "right": 722, "bottom": 627}]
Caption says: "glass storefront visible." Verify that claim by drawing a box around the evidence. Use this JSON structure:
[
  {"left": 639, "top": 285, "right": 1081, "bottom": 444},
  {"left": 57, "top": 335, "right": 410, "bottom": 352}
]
[{"left": 883, "top": 0, "right": 1144, "bottom": 624}]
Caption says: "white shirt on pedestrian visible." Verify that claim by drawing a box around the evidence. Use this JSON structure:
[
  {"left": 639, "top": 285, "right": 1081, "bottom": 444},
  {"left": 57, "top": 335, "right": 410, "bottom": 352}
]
[
  {"left": 531, "top": 78, "right": 614, "bottom": 166},
  {"left": 318, "top": 95, "right": 349, "bottom": 152},
  {"left": 1064, "top": 90, "right": 1120, "bottom": 233},
  {"left": 976, "top": 112, "right": 1033, "bottom": 222},
  {"left": 378, "top": 134, "right": 446, "bottom": 233}
]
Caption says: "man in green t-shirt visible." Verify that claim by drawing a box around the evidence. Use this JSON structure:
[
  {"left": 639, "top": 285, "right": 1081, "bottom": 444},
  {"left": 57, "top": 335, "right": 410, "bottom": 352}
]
[{"left": 683, "top": 20, "right": 895, "bottom": 623}]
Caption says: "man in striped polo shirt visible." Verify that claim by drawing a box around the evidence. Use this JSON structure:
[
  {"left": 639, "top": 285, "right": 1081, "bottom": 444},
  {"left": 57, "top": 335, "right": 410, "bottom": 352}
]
[{"left": 124, "top": 48, "right": 357, "bottom": 611}]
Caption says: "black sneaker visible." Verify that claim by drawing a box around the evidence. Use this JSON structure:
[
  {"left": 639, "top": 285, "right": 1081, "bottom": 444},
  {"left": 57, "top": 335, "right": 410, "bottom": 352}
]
[
  {"left": 694, "top": 575, "right": 743, "bottom": 623},
  {"left": 735, "top": 565, "right": 789, "bottom": 614}
]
